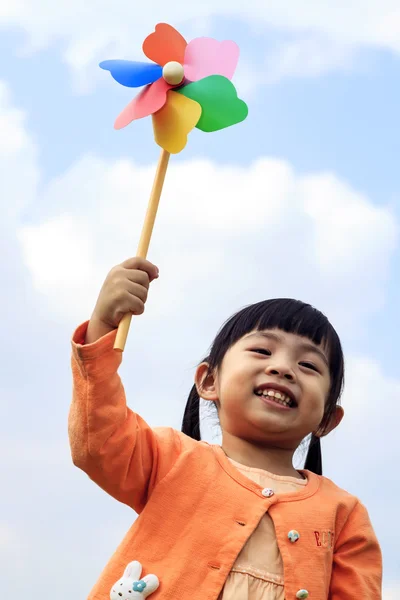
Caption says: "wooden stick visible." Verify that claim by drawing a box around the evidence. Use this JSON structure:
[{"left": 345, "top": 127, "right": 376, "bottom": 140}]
[{"left": 114, "top": 148, "right": 170, "bottom": 351}]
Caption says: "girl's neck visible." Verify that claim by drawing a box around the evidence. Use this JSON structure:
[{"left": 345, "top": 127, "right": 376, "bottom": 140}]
[{"left": 221, "top": 432, "right": 303, "bottom": 479}]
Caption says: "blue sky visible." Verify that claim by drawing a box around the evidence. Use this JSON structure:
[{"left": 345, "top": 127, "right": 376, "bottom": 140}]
[
  {"left": 2, "top": 21, "right": 400, "bottom": 195},
  {"left": 3, "top": 20, "right": 399, "bottom": 361},
  {"left": 1, "top": 4, "right": 399, "bottom": 598}
]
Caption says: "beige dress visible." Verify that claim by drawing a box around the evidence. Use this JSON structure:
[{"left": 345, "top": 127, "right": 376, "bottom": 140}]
[{"left": 219, "top": 459, "right": 307, "bottom": 600}]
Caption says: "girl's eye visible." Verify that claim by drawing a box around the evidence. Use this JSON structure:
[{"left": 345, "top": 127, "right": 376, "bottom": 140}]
[
  {"left": 251, "top": 348, "right": 271, "bottom": 356},
  {"left": 299, "top": 361, "right": 319, "bottom": 372}
]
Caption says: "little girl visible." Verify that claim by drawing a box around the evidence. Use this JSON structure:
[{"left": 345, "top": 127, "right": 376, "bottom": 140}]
[{"left": 69, "top": 257, "right": 382, "bottom": 600}]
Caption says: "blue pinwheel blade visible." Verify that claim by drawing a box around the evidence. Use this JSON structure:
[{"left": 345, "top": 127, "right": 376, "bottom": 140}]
[{"left": 99, "top": 60, "right": 163, "bottom": 88}]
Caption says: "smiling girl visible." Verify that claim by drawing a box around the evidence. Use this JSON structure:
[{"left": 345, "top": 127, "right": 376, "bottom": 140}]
[{"left": 69, "top": 257, "right": 382, "bottom": 600}]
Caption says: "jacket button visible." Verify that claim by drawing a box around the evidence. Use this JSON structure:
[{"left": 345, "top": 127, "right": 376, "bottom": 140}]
[
  {"left": 296, "top": 590, "right": 309, "bottom": 599},
  {"left": 261, "top": 488, "right": 274, "bottom": 497},
  {"left": 288, "top": 530, "right": 300, "bottom": 542}
]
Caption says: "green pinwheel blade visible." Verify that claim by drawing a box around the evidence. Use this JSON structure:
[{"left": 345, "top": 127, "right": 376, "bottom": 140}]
[{"left": 176, "top": 75, "right": 248, "bottom": 133}]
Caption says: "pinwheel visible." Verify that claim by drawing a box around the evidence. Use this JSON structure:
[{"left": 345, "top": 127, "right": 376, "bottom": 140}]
[{"left": 100, "top": 23, "right": 248, "bottom": 351}]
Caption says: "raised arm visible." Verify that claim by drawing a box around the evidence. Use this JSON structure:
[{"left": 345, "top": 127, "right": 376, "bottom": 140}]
[{"left": 68, "top": 258, "right": 181, "bottom": 513}]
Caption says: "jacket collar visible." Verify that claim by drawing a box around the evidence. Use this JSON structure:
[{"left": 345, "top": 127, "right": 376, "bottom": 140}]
[{"left": 211, "top": 444, "right": 321, "bottom": 501}]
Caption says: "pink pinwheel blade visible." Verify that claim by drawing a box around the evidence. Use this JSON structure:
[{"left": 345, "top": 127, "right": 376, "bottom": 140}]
[
  {"left": 115, "top": 78, "right": 172, "bottom": 129},
  {"left": 184, "top": 38, "right": 239, "bottom": 81}
]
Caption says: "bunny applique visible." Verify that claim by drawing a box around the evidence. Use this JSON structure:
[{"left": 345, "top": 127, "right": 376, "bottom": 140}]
[{"left": 110, "top": 560, "right": 159, "bottom": 599}]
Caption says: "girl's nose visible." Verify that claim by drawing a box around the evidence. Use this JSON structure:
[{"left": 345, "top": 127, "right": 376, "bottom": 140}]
[{"left": 265, "top": 364, "right": 295, "bottom": 381}]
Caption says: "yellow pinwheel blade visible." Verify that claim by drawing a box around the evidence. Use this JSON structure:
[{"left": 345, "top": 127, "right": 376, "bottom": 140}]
[{"left": 152, "top": 91, "right": 202, "bottom": 154}]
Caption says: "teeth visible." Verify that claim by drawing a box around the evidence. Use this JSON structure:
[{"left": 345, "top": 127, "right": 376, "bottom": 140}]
[{"left": 255, "top": 389, "right": 293, "bottom": 407}]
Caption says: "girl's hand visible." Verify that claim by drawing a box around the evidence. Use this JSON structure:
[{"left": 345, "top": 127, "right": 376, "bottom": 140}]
[{"left": 85, "top": 257, "right": 159, "bottom": 344}]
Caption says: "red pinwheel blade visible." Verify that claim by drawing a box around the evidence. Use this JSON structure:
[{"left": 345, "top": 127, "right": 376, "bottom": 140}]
[
  {"left": 143, "top": 23, "right": 187, "bottom": 67},
  {"left": 115, "top": 78, "right": 172, "bottom": 129}
]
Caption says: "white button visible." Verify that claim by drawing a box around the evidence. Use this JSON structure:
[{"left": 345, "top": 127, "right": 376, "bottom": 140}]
[
  {"left": 296, "top": 590, "right": 309, "bottom": 599},
  {"left": 288, "top": 530, "right": 300, "bottom": 543},
  {"left": 262, "top": 488, "right": 274, "bottom": 498}
]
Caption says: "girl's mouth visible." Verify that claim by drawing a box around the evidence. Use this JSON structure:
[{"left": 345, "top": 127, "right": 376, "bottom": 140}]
[{"left": 254, "top": 389, "right": 296, "bottom": 409}]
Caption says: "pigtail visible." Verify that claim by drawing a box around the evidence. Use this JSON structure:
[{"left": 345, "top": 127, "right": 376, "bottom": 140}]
[
  {"left": 304, "top": 435, "right": 322, "bottom": 475},
  {"left": 181, "top": 384, "right": 201, "bottom": 441}
]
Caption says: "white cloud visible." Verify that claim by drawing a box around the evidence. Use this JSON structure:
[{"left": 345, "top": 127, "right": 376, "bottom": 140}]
[
  {"left": 0, "top": 84, "right": 31, "bottom": 155},
  {"left": 2, "top": 1, "right": 400, "bottom": 89},
  {"left": 0, "top": 522, "right": 26, "bottom": 555},
  {"left": 324, "top": 356, "right": 400, "bottom": 480},
  {"left": 263, "top": 37, "right": 356, "bottom": 84},
  {"left": 301, "top": 173, "right": 397, "bottom": 273},
  {"left": 0, "top": 81, "right": 39, "bottom": 221},
  {"left": 384, "top": 584, "right": 400, "bottom": 600},
  {"left": 17, "top": 155, "right": 398, "bottom": 332}
]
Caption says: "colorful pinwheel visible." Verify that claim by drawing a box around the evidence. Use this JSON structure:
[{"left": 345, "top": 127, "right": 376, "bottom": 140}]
[
  {"left": 99, "top": 23, "right": 248, "bottom": 351},
  {"left": 100, "top": 23, "right": 248, "bottom": 153}
]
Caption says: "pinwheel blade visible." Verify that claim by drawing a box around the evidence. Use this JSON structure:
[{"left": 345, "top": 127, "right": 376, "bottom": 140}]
[
  {"left": 100, "top": 60, "right": 162, "bottom": 88},
  {"left": 115, "top": 79, "right": 171, "bottom": 129},
  {"left": 184, "top": 38, "right": 239, "bottom": 81},
  {"left": 152, "top": 91, "right": 201, "bottom": 153},
  {"left": 177, "top": 75, "right": 248, "bottom": 132},
  {"left": 143, "top": 23, "right": 187, "bottom": 67}
]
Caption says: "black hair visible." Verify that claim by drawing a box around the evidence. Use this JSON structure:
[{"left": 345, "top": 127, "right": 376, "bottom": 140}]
[{"left": 181, "top": 299, "right": 344, "bottom": 475}]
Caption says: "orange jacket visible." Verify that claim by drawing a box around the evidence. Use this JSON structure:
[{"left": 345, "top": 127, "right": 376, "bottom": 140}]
[{"left": 69, "top": 322, "right": 382, "bottom": 600}]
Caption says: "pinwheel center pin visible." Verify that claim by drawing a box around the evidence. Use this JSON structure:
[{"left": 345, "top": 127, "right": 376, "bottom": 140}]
[
  {"left": 162, "top": 61, "right": 184, "bottom": 85},
  {"left": 99, "top": 22, "right": 248, "bottom": 351}
]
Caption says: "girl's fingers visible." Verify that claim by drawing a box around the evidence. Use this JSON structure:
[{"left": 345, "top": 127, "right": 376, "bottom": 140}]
[
  {"left": 125, "top": 281, "right": 148, "bottom": 304},
  {"left": 121, "top": 257, "right": 159, "bottom": 281},
  {"left": 122, "top": 291, "right": 145, "bottom": 316}
]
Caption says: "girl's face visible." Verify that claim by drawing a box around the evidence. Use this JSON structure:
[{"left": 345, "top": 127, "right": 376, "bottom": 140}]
[{"left": 198, "top": 328, "right": 337, "bottom": 449}]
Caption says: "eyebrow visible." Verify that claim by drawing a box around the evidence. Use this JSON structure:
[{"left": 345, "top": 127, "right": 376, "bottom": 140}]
[{"left": 243, "top": 331, "right": 329, "bottom": 367}]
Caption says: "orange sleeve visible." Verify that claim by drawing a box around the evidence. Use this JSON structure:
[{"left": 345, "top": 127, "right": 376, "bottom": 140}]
[
  {"left": 330, "top": 500, "right": 382, "bottom": 599},
  {"left": 68, "top": 322, "right": 182, "bottom": 513}
]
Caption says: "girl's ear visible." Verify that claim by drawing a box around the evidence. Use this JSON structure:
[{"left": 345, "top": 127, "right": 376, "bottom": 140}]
[
  {"left": 318, "top": 405, "right": 344, "bottom": 437},
  {"left": 194, "top": 362, "right": 219, "bottom": 402}
]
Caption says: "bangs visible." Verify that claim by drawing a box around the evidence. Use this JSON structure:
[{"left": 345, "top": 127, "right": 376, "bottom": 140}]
[{"left": 225, "top": 299, "right": 335, "bottom": 351}]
